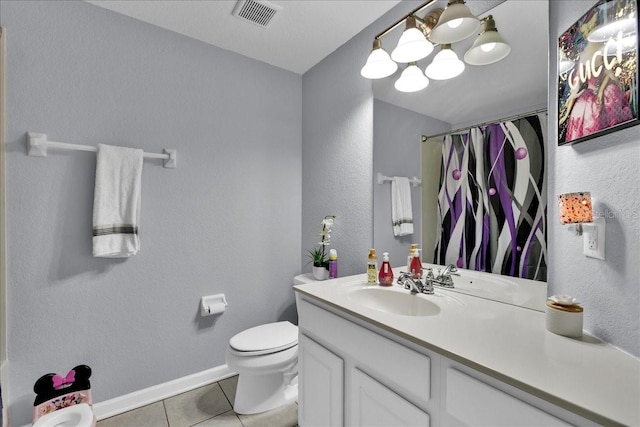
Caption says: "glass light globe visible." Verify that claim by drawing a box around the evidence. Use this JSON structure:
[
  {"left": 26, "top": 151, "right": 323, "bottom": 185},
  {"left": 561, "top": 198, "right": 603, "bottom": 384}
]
[
  {"left": 425, "top": 48, "right": 465, "bottom": 80},
  {"left": 391, "top": 27, "right": 434, "bottom": 63},
  {"left": 361, "top": 45, "right": 398, "bottom": 79},
  {"left": 394, "top": 63, "right": 430, "bottom": 92}
]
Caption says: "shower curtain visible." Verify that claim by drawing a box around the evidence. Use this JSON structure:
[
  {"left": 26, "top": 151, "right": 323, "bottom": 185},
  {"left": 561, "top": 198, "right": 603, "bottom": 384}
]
[{"left": 434, "top": 113, "right": 547, "bottom": 281}]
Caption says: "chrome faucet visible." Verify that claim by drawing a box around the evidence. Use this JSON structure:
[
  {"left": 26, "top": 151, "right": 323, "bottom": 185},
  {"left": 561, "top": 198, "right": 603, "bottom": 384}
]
[
  {"left": 430, "top": 264, "right": 459, "bottom": 288},
  {"left": 397, "top": 272, "right": 434, "bottom": 295}
]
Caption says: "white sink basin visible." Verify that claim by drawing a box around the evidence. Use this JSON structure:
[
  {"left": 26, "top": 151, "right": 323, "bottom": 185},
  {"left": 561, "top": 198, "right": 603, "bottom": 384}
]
[{"left": 348, "top": 287, "right": 441, "bottom": 317}]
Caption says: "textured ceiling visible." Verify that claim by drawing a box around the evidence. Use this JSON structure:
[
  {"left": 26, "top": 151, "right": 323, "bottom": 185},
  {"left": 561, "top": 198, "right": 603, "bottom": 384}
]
[
  {"left": 85, "top": 0, "right": 549, "bottom": 124},
  {"left": 85, "top": 0, "right": 402, "bottom": 74}
]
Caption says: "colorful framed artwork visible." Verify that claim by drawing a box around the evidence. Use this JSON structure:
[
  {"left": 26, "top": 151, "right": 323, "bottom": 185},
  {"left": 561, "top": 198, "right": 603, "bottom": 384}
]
[{"left": 558, "top": 0, "right": 638, "bottom": 146}]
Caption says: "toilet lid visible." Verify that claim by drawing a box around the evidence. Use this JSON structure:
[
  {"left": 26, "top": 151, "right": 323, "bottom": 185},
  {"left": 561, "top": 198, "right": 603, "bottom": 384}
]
[{"left": 230, "top": 321, "right": 298, "bottom": 353}]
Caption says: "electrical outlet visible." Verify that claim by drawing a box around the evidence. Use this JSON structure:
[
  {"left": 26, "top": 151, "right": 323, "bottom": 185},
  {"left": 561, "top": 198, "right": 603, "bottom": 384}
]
[{"left": 583, "top": 217, "right": 605, "bottom": 260}]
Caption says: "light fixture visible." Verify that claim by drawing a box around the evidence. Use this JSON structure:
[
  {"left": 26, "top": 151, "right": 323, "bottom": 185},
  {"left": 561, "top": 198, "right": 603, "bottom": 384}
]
[
  {"left": 464, "top": 15, "right": 511, "bottom": 66},
  {"left": 361, "top": 0, "right": 510, "bottom": 92},
  {"left": 558, "top": 192, "right": 593, "bottom": 232},
  {"left": 391, "top": 16, "right": 434, "bottom": 63},
  {"left": 429, "top": 0, "right": 480, "bottom": 44},
  {"left": 394, "top": 62, "right": 430, "bottom": 92},
  {"left": 558, "top": 192, "right": 606, "bottom": 260},
  {"left": 360, "top": 39, "right": 398, "bottom": 79},
  {"left": 425, "top": 44, "right": 465, "bottom": 80}
]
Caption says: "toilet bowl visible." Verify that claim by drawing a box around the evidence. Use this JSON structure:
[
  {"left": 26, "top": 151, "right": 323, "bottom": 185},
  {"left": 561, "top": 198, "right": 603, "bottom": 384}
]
[
  {"left": 225, "top": 273, "right": 315, "bottom": 415},
  {"left": 32, "top": 403, "right": 96, "bottom": 427},
  {"left": 226, "top": 321, "right": 299, "bottom": 414}
]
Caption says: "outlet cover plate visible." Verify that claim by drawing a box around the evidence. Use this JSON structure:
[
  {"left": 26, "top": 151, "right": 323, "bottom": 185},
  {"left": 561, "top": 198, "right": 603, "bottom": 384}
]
[{"left": 583, "top": 217, "right": 605, "bottom": 260}]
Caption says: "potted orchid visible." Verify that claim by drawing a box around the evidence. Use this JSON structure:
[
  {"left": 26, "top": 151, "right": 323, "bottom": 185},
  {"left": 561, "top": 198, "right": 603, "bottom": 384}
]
[{"left": 307, "top": 215, "right": 335, "bottom": 281}]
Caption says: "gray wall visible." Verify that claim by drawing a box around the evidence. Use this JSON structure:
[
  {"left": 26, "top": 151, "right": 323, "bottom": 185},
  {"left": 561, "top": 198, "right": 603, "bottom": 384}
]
[
  {"left": 301, "top": 8, "right": 378, "bottom": 277},
  {"left": 373, "top": 100, "right": 449, "bottom": 267},
  {"left": 2, "top": 1, "right": 638, "bottom": 425},
  {"left": 1, "top": 2, "right": 301, "bottom": 424},
  {"left": 300, "top": 0, "right": 431, "bottom": 278},
  {"left": 548, "top": 2, "right": 639, "bottom": 356}
]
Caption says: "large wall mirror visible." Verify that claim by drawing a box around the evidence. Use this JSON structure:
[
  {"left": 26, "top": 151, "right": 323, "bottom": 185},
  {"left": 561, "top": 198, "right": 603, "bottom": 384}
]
[{"left": 372, "top": 0, "right": 549, "bottom": 304}]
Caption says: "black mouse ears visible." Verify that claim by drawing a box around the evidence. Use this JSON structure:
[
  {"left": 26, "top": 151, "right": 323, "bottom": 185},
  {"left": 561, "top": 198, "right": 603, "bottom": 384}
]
[{"left": 33, "top": 365, "right": 92, "bottom": 405}]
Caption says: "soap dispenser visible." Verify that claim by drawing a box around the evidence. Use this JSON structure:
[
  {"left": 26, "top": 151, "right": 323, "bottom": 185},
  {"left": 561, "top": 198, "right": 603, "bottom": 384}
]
[
  {"left": 407, "top": 243, "right": 418, "bottom": 267},
  {"left": 378, "top": 252, "right": 394, "bottom": 287},
  {"left": 329, "top": 249, "right": 338, "bottom": 279},
  {"left": 410, "top": 248, "right": 422, "bottom": 279},
  {"left": 367, "top": 249, "right": 378, "bottom": 285}
]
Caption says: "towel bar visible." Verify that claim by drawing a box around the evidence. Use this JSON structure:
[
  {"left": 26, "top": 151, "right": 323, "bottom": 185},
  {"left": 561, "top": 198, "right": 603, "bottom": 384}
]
[
  {"left": 27, "top": 132, "right": 177, "bottom": 169},
  {"left": 376, "top": 172, "right": 421, "bottom": 187}
]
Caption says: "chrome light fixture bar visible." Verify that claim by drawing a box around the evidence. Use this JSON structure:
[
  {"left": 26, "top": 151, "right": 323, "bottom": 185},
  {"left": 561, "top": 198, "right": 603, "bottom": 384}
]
[{"left": 361, "top": 0, "right": 511, "bottom": 93}]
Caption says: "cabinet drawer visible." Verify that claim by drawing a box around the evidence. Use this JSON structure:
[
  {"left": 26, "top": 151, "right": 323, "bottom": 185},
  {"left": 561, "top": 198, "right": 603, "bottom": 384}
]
[
  {"left": 350, "top": 368, "right": 430, "bottom": 427},
  {"left": 445, "top": 368, "right": 571, "bottom": 426},
  {"left": 298, "top": 298, "right": 431, "bottom": 405}
]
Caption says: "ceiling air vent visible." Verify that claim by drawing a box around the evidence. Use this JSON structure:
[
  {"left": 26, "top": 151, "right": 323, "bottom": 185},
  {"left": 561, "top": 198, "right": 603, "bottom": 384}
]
[{"left": 232, "top": 0, "right": 282, "bottom": 28}]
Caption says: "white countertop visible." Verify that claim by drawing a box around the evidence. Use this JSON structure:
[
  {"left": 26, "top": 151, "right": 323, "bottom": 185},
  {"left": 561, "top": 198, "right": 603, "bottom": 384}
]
[{"left": 294, "top": 270, "right": 640, "bottom": 427}]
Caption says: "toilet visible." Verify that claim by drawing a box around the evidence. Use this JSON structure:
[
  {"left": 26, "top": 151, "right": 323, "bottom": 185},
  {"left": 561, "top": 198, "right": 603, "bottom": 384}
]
[
  {"left": 32, "top": 365, "right": 97, "bottom": 427},
  {"left": 32, "top": 403, "right": 95, "bottom": 427},
  {"left": 225, "top": 274, "right": 314, "bottom": 414}
]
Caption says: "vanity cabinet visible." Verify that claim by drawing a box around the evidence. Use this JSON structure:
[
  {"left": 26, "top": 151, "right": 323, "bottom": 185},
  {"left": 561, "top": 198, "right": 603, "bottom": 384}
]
[
  {"left": 298, "top": 298, "right": 435, "bottom": 427},
  {"left": 298, "top": 334, "right": 343, "bottom": 427},
  {"left": 297, "top": 296, "right": 597, "bottom": 427}
]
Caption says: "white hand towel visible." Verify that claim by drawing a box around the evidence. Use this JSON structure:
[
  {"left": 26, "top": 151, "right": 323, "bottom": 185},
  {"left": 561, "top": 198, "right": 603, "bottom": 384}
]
[
  {"left": 92, "top": 144, "right": 144, "bottom": 257},
  {"left": 392, "top": 176, "right": 414, "bottom": 237}
]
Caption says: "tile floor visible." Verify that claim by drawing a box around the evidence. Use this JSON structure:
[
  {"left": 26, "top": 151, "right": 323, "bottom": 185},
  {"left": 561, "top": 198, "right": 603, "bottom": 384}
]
[{"left": 96, "top": 375, "right": 298, "bottom": 427}]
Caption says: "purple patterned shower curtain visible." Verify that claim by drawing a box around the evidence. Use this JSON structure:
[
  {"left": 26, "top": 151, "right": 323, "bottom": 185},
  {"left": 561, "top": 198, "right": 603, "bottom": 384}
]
[{"left": 434, "top": 113, "right": 547, "bottom": 281}]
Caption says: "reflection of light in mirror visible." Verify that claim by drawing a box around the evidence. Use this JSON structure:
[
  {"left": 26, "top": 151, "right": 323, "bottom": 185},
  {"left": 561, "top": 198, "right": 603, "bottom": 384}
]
[
  {"left": 447, "top": 18, "right": 463, "bottom": 28},
  {"left": 604, "top": 32, "right": 637, "bottom": 55},
  {"left": 394, "top": 63, "right": 430, "bottom": 92},
  {"left": 588, "top": 17, "right": 636, "bottom": 42},
  {"left": 425, "top": 48, "right": 465, "bottom": 80},
  {"left": 558, "top": 60, "right": 574, "bottom": 75},
  {"left": 481, "top": 42, "right": 496, "bottom": 52}
]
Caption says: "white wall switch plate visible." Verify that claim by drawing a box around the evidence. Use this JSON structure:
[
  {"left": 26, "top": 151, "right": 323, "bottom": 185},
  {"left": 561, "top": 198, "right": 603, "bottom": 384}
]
[{"left": 583, "top": 217, "right": 605, "bottom": 260}]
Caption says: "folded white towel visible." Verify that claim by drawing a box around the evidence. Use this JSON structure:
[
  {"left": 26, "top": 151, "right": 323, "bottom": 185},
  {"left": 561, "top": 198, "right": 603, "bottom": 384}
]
[
  {"left": 392, "top": 176, "right": 414, "bottom": 237},
  {"left": 92, "top": 144, "right": 144, "bottom": 257}
]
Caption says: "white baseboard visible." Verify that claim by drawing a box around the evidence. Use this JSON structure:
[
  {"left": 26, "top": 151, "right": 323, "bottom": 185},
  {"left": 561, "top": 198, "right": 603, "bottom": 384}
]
[{"left": 93, "top": 364, "right": 236, "bottom": 421}]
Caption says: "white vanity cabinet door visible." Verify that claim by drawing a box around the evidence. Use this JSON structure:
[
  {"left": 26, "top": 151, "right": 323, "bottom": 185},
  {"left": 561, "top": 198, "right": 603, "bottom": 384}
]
[
  {"left": 298, "top": 334, "right": 344, "bottom": 427},
  {"left": 443, "top": 367, "right": 573, "bottom": 427},
  {"left": 350, "top": 368, "right": 430, "bottom": 427}
]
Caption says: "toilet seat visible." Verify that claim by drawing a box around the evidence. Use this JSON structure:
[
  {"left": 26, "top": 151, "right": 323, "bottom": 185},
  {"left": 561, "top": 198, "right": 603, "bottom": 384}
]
[
  {"left": 229, "top": 321, "right": 298, "bottom": 356},
  {"left": 33, "top": 403, "right": 95, "bottom": 427}
]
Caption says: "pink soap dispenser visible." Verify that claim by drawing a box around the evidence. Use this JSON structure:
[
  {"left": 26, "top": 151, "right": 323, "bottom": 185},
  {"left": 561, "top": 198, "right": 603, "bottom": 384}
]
[
  {"left": 410, "top": 249, "right": 422, "bottom": 279},
  {"left": 378, "top": 252, "right": 394, "bottom": 286}
]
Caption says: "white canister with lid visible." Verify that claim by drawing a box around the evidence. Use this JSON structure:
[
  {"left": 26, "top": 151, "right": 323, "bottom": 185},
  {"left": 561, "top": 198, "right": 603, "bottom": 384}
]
[{"left": 545, "top": 297, "right": 583, "bottom": 338}]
